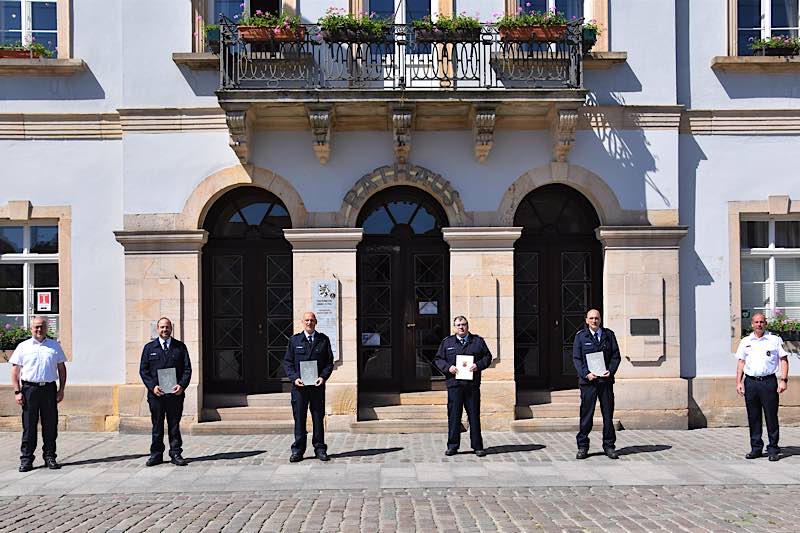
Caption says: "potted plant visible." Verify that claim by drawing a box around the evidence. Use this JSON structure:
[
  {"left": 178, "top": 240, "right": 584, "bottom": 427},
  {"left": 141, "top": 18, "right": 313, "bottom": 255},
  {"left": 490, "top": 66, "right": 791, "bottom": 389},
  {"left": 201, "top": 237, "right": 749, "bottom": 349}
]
[
  {"left": 1, "top": 324, "right": 31, "bottom": 355},
  {"left": 204, "top": 24, "right": 221, "bottom": 53},
  {"left": 412, "top": 13, "right": 482, "bottom": 43},
  {"left": 749, "top": 35, "right": 799, "bottom": 56},
  {"left": 318, "top": 7, "right": 392, "bottom": 43},
  {"left": 582, "top": 19, "right": 601, "bottom": 54},
  {"left": 495, "top": 7, "right": 568, "bottom": 42},
  {"left": 0, "top": 41, "right": 54, "bottom": 59},
  {"left": 743, "top": 309, "right": 800, "bottom": 342},
  {"left": 238, "top": 10, "right": 305, "bottom": 42}
]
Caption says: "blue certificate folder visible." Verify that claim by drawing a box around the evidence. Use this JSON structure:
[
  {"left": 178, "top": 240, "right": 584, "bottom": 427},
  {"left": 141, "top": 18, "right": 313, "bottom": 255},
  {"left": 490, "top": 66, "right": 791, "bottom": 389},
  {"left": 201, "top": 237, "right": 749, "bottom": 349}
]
[{"left": 157, "top": 368, "right": 178, "bottom": 394}]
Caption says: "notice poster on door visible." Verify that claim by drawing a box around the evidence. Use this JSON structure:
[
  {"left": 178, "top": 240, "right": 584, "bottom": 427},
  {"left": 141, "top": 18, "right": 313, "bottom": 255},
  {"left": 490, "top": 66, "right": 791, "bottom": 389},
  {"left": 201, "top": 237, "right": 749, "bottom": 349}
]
[
  {"left": 312, "top": 279, "right": 340, "bottom": 361},
  {"left": 37, "top": 292, "right": 52, "bottom": 312}
]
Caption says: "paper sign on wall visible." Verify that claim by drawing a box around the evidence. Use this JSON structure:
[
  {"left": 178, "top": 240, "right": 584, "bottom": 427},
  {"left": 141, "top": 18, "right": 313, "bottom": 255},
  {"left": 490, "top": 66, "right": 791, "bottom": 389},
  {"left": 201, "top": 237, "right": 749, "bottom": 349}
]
[
  {"left": 312, "top": 280, "right": 340, "bottom": 361},
  {"left": 37, "top": 292, "right": 51, "bottom": 312}
]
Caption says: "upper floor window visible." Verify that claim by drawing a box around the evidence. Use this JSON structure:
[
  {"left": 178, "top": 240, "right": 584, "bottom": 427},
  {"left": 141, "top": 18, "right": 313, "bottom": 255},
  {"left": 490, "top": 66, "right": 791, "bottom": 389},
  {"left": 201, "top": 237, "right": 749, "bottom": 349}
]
[
  {"left": 517, "top": 0, "right": 584, "bottom": 20},
  {"left": 740, "top": 218, "right": 800, "bottom": 322},
  {"left": 737, "top": 0, "right": 799, "bottom": 55},
  {"left": 208, "top": 0, "right": 280, "bottom": 23},
  {"left": 0, "top": 0, "right": 57, "bottom": 55},
  {"left": 0, "top": 224, "right": 60, "bottom": 337}
]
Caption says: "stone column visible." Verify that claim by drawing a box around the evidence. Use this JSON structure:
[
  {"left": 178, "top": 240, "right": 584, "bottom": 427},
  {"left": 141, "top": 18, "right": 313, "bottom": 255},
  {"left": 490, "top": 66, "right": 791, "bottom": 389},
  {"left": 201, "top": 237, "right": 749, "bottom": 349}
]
[
  {"left": 442, "top": 227, "right": 522, "bottom": 430},
  {"left": 114, "top": 230, "right": 208, "bottom": 430},
  {"left": 597, "top": 225, "right": 689, "bottom": 429},
  {"left": 283, "top": 228, "right": 363, "bottom": 431}
]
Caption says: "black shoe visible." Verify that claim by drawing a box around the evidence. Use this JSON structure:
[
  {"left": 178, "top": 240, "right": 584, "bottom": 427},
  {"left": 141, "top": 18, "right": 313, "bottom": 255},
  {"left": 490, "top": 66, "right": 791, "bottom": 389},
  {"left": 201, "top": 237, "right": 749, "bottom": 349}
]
[
  {"left": 474, "top": 449, "right": 487, "bottom": 457},
  {"left": 769, "top": 454, "right": 780, "bottom": 462},
  {"left": 170, "top": 455, "right": 188, "bottom": 466},
  {"left": 18, "top": 463, "right": 33, "bottom": 472},
  {"left": 445, "top": 449, "right": 458, "bottom": 456},
  {"left": 604, "top": 448, "right": 619, "bottom": 460},
  {"left": 289, "top": 454, "right": 303, "bottom": 463},
  {"left": 316, "top": 451, "right": 330, "bottom": 462},
  {"left": 576, "top": 448, "right": 589, "bottom": 460},
  {"left": 44, "top": 458, "right": 61, "bottom": 470},
  {"left": 145, "top": 455, "right": 163, "bottom": 467},
  {"left": 745, "top": 450, "right": 763, "bottom": 460}
]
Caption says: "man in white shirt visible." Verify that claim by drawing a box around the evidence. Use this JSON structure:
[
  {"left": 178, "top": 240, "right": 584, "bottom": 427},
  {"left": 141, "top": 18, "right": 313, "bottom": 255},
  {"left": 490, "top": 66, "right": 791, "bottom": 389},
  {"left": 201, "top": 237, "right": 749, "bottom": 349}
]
[
  {"left": 736, "top": 312, "right": 789, "bottom": 461},
  {"left": 9, "top": 316, "right": 67, "bottom": 472}
]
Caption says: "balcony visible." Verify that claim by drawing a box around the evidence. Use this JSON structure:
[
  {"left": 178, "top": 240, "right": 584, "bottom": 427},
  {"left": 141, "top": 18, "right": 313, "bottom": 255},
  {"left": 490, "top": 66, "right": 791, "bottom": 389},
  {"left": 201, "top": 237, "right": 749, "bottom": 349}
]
[{"left": 215, "top": 20, "right": 586, "bottom": 165}]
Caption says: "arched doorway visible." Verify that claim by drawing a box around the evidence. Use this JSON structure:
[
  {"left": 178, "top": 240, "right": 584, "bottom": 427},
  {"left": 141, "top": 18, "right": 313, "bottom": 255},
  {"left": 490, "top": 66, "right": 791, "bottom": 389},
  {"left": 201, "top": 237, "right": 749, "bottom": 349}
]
[
  {"left": 357, "top": 186, "right": 450, "bottom": 392},
  {"left": 201, "top": 186, "right": 293, "bottom": 394},
  {"left": 514, "top": 184, "right": 602, "bottom": 390}
]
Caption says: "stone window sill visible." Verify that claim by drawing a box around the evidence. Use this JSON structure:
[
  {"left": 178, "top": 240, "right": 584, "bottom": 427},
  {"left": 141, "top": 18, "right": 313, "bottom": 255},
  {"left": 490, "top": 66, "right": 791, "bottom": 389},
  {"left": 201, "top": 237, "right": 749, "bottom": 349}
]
[
  {"left": 0, "top": 58, "right": 87, "bottom": 76},
  {"left": 583, "top": 51, "right": 627, "bottom": 70},
  {"left": 711, "top": 55, "right": 800, "bottom": 72},
  {"left": 173, "top": 52, "right": 218, "bottom": 70}
]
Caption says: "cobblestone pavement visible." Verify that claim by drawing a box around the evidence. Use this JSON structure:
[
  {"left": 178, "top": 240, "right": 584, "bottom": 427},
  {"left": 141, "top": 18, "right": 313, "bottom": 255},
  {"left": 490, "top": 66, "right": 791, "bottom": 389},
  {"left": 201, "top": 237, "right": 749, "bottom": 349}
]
[{"left": 1, "top": 428, "right": 799, "bottom": 531}]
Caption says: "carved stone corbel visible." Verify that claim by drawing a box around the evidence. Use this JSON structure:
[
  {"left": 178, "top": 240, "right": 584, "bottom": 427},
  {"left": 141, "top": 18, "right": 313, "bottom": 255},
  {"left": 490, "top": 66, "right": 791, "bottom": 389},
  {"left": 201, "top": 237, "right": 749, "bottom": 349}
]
[
  {"left": 551, "top": 109, "right": 579, "bottom": 162},
  {"left": 225, "top": 107, "right": 252, "bottom": 164},
  {"left": 473, "top": 106, "right": 497, "bottom": 163},
  {"left": 391, "top": 107, "right": 413, "bottom": 163},
  {"left": 308, "top": 105, "right": 332, "bottom": 164}
]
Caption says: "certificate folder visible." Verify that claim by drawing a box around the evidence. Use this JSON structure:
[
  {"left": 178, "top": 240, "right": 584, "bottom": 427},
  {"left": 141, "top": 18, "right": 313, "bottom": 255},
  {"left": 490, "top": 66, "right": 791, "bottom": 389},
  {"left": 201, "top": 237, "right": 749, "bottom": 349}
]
[
  {"left": 300, "top": 360, "right": 319, "bottom": 385},
  {"left": 157, "top": 367, "right": 177, "bottom": 394},
  {"left": 586, "top": 351, "right": 607, "bottom": 375},
  {"left": 455, "top": 355, "right": 474, "bottom": 380}
]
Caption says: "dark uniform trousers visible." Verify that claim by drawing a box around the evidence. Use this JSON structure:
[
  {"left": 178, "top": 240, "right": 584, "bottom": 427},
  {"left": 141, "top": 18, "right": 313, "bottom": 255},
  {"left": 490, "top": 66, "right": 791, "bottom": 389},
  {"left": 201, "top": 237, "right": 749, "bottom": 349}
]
[
  {"left": 577, "top": 380, "right": 616, "bottom": 451},
  {"left": 447, "top": 384, "right": 483, "bottom": 452},
  {"left": 148, "top": 394, "right": 185, "bottom": 457},
  {"left": 744, "top": 374, "right": 780, "bottom": 454},
  {"left": 20, "top": 381, "right": 58, "bottom": 462},
  {"left": 291, "top": 386, "right": 326, "bottom": 455}
]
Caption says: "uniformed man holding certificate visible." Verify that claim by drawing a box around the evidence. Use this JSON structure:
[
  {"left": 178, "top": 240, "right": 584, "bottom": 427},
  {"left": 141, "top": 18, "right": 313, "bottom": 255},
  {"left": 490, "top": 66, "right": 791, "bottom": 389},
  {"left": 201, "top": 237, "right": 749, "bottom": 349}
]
[
  {"left": 572, "top": 309, "right": 621, "bottom": 460},
  {"left": 434, "top": 316, "right": 492, "bottom": 457}
]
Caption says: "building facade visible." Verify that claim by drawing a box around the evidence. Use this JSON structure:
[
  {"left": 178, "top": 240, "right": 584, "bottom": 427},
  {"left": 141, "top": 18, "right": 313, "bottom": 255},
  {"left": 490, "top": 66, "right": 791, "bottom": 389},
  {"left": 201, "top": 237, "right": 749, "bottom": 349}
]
[{"left": 1, "top": 0, "right": 799, "bottom": 433}]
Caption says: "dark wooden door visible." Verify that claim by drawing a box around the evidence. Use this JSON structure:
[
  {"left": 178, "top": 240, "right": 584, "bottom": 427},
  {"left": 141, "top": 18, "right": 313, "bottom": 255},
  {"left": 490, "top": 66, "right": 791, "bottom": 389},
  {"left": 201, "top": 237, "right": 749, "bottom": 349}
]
[
  {"left": 202, "top": 186, "right": 293, "bottom": 394},
  {"left": 357, "top": 186, "right": 449, "bottom": 392},
  {"left": 514, "top": 184, "right": 602, "bottom": 390}
]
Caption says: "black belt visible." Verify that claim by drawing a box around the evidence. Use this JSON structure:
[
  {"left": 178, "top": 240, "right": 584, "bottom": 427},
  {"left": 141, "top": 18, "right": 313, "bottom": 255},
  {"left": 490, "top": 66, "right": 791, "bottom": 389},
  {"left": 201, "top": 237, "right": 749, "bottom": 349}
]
[
  {"left": 22, "top": 380, "right": 54, "bottom": 387},
  {"left": 745, "top": 374, "right": 776, "bottom": 381}
]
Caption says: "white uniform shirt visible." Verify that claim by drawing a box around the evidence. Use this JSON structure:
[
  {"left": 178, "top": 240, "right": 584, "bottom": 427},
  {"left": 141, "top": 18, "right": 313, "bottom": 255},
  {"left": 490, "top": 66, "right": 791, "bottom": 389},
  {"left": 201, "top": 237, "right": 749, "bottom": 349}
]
[
  {"left": 9, "top": 337, "right": 66, "bottom": 383},
  {"left": 735, "top": 331, "right": 789, "bottom": 377}
]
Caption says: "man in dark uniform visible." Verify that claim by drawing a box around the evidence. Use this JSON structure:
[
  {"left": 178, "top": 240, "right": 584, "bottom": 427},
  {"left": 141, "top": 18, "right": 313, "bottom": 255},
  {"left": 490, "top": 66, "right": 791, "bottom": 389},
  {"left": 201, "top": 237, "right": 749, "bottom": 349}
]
[
  {"left": 10, "top": 316, "right": 67, "bottom": 471},
  {"left": 139, "top": 317, "right": 192, "bottom": 467},
  {"left": 572, "top": 308, "right": 621, "bottom": 460},
  {"left": 284, "top": 311, "right": 335, "bottom": 463},
  {"left": 434, "top": 315, "right": 492, "bottom": 457}
]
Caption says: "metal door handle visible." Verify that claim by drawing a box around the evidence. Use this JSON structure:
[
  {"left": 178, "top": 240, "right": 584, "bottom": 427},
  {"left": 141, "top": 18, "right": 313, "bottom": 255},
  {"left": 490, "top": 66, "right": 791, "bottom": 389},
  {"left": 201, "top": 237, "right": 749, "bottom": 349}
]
[
  {"left": 554, "top": 320, "right": 559, "bottom": 327},
  {"left": 258, "top": 323, "right": 263, "bottom": 335},
  {"left": 406, "top": 323, "right": 416, "bottom": 328}
]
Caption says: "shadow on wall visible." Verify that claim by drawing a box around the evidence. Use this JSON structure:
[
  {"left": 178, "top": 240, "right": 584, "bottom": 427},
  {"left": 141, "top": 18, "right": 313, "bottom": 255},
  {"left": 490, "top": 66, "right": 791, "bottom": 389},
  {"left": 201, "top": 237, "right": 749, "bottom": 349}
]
[
  {"left": 0, "top": 68, "right": 105, "bottom": 100},
  {"left": 714, "top": 70, "right": 800, "bottom": 99},
  {"left": 175, "top": 65, "right": 219, "bottom": 97},
  {"left": 678, "top": 135, "right": 712, "bottom": 380},
  {"left": 584, "top": 62, "right": 643, "bottom": 104}
]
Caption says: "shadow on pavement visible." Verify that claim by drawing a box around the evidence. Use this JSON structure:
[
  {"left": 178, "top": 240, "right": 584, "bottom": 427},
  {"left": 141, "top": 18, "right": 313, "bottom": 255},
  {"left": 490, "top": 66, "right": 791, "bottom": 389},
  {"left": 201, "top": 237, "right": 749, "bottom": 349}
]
[
  {"left": 188, "top": 450, "right": 266, "bottom": 463},
  {"left": 59, "top": 453, "right": 150, "bottom": 467},
  {"left": 485, "top": 444, "right": 546, "bottom": 455},
  {"left": 777, "top": 446, "right": 800, "bottom": 458},
  {"left": 329, "top": 447, "right": 404, "bottom": 459},
  {"left": 617, "top": 444, "right": 672, "bottom": 456}
]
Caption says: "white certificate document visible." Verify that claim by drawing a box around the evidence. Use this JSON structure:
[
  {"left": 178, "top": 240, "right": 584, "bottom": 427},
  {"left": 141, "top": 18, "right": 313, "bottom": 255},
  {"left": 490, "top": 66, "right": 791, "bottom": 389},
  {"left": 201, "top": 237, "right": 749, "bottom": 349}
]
[
  {"left": 455, "top": 355, "right": 474, "bottom": 380},
  {"left": 300, "top": 360, "right": 319, "bottom": 385},
  {"left": 586, "top": 351, "right": 607, "bottom": 375}
]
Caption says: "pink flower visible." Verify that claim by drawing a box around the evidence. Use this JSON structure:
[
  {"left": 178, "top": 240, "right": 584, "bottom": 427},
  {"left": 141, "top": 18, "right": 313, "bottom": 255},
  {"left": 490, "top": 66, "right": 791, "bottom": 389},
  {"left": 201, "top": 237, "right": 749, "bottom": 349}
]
[{"left": 4, "top": 324, "right": 10, "bottom": 329}]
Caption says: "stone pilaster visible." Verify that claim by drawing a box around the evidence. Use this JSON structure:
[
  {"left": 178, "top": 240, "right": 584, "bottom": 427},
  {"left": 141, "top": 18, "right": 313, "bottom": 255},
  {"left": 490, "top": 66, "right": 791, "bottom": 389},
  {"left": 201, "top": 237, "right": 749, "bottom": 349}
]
[
  {"left": 113, "top": 230, "right": 208, "bottom": 423},
  {"left": 442, "top": 227, "right": 522, "bottom": 430},
  {"left": 283, "top": 228, "right": 363, "bottom": 431}
]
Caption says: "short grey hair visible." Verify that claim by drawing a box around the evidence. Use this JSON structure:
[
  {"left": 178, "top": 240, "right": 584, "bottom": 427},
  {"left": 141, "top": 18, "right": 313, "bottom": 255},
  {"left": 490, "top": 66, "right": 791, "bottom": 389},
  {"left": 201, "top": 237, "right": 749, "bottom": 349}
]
[{"left": 453, "top": 315, "right": 468, "bottom": 325}]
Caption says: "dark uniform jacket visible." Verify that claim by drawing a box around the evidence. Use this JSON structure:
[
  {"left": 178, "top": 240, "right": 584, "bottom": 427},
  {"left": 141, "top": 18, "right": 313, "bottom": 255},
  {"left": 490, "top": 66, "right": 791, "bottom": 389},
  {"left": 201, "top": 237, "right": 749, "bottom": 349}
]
[
  {"left": 283, "top": 331, "right": 334, "bottom": 386},
  {"left": 572, "top": 327, "right": 621, "bottom": 385},
  {"left": 434, "top": 334, "right": 493, "bottom": 389},
  {"left": 139, "top": 338, "right": 192, "bottom": 398}
]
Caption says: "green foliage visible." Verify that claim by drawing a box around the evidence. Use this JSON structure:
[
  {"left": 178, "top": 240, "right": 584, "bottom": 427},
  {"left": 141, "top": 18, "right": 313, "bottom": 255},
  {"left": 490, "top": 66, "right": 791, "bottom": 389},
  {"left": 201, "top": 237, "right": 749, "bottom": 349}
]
[
  {"left": 0, "top": 325, "right": 31, "bottom": 351},
  {"left": 743, "top": 310, "right": 800, "bottom": 336},
  {"left": 496, "top": 9, "right": 567, "bottom": 30},
  {"left": 318, "top": 7, "right": 392, "bottom": 35},
  {"left": 749, "top": 35, "right": 800, "bottom": 50},
  {"left": 583, "top": 19, "right": 602, "bottom": 36},
  {"left": 239, "top": 11, "right": 301, "bottom": 31},
  {"left": 0, "top": 41, "right": 54, "bottom": 58},
  {"left": 411, "top": 14, "right": 481, "bottom": 32}
]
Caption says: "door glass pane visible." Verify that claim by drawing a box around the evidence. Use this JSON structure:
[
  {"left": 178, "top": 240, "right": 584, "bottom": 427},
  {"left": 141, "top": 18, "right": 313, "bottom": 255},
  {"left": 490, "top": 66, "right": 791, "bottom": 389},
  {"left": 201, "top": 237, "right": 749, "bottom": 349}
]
[
  {"left": 776, "top": 258, "right": 800, "bottom": 307},
  {"left": 30, "top": 1, "right": 56, "bottom": 30},
  {"left": 740, "top": 221, "right": 768, "bottom": 248},
  {"left": 520, "top": 0, "right": 548, "bottom": 13},
  {"left": 0, "top": 1, "right": 21, "bottom": 31},
  {"left": 213, "top": 0, "right": 242, "bottom": 21},
  {"left": 213, "top": 256, "right": 242, "bottom": 285},
  {"left": 30, "top": 226, "right": 58, "bottom": 253},
  {"left": 776, "top": 221, "right": 800, "bottom": 248},
  {"left": 213, "top": 287, "right": 243, "bottom": 316},
  {"left": 556, "top": 0, "right": 583, "bottom": 18},
  {"left": 738, "top": 0, "right": 761, "bottom": 28},
  {"left": 771, "top": 0, "right": 799, "bottom": 29},
  {"left": 741, "top": 257, "right": 768, "bottom": 282},
  {"left": 0, "top": 264, "right": 22, "bottom": 288},
  {"left": 0, "top": 226, "right": 22, "bottom": 253},
  {"left": 33, "top": 263, "right": 58, "bottom": 287},
  {"left": 0, "top": 290, "right": 23, "bottom": 313},
  {"left": 370, "top": 0, "right": 394, "bottom": 19},
  {"left": 406, "top": 0, "right": 429, "bottom": 22},
  {"left": 362, "top": 348, "right": 392, "bottom": 378},
  {"left": 214, "top": 349, "right": 243, "bottom": 380}
]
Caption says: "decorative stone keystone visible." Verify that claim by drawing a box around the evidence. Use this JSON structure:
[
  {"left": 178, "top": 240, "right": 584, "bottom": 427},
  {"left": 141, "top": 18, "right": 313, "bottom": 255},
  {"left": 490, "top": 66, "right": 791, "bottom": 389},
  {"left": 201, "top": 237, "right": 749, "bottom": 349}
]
[
  {"left": 391, "top": 107, "right": 413, "bottom": 163},
  {"left": 225, "top": 107, "right": 251, "bottom": 163},
  {"left": 551, "top": 109, "right": 579, "bottom": 162},
  {"left": 308, "top": 105, "right": 332, "bottom": 164},
  {"left": 473, "top": 106, "right": 496, "bottom": 163}
]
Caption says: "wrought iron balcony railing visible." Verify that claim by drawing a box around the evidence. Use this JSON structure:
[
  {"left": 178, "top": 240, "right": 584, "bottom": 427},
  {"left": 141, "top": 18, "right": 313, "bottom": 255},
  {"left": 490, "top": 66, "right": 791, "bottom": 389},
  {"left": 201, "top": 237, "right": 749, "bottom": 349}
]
[{"left": 218, "top": 19, "right": 583, "bottom": 91}]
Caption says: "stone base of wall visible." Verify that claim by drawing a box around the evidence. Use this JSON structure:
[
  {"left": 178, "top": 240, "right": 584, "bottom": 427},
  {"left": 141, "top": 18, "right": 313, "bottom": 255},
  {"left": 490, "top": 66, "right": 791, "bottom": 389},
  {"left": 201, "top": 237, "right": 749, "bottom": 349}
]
[
  {"left": 689, "top": 376, "right": 800, "bottom": 429},
  {"left": 481, "top": 381, "right": 516, "bottom": 431}
]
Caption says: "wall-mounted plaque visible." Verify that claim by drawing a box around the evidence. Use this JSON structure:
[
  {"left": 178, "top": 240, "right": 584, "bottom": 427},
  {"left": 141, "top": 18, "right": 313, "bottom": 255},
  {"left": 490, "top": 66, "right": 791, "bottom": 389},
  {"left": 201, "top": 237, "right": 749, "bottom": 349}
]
[
  {"left": 312, "top": 279, "right": 339, "bottom": 361},
  {"left": 630, "top": 318, "right": 660, "bottom": 336}
]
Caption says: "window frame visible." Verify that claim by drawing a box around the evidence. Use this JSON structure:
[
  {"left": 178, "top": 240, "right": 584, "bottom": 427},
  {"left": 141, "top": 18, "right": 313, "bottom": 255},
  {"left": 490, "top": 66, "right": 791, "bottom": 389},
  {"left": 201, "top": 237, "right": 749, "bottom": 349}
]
[
  {"left": 730, "top": 0, "right": 800, "bottom": 56},
  {"left": 194, "top": 0, "right": 296, "bottom": 52},
  {"left": 0, "top": 0, "right": 69, "bottom": 58},
  {"left": 506, "top": 0, "right": 607, "bottom": 51}
]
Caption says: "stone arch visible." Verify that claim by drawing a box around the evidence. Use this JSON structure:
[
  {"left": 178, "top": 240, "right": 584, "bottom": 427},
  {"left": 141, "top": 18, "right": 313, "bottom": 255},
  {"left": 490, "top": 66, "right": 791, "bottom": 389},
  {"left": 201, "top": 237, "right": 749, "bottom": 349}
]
[
  {"left": 178, "top": 164, "right": 309, "bottom": 230},
  {"left": 496, "top": 163, "right": 642, "bottom": 226},
  {"left": 338, "top": 164, "right": 469, "bottom": 227}
]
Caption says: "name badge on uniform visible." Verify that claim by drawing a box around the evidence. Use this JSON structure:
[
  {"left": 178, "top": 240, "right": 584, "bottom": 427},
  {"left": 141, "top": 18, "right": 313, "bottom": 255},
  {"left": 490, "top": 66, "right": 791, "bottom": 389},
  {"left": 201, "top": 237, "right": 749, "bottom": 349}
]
[{"left": 446, "top": 347, "right": 456, "bottom": 351}]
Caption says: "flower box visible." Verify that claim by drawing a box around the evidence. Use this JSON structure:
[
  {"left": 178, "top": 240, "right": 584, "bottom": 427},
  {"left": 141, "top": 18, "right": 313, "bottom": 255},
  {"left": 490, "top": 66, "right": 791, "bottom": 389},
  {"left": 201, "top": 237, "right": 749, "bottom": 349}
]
[
  {"left": 582, "top": 27, "right": 597, "bottom": 54},
  {"left": 753, "top": 47, "right": 797, "bottom": 57},
  {"left": 414, "top": 28, "right": 481, "bottom": 43},
  {"left": 321, "top": 28, "right": 391, "bottom": 43},
  {"left": 499, "top": 25, "right": 567, "bottom": 43},
  {"left": 238, "top": 26, "right": 307, "bottom": 43},
  {"left": 0, "top": 49, "right": 42, "bottom": 59}
]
